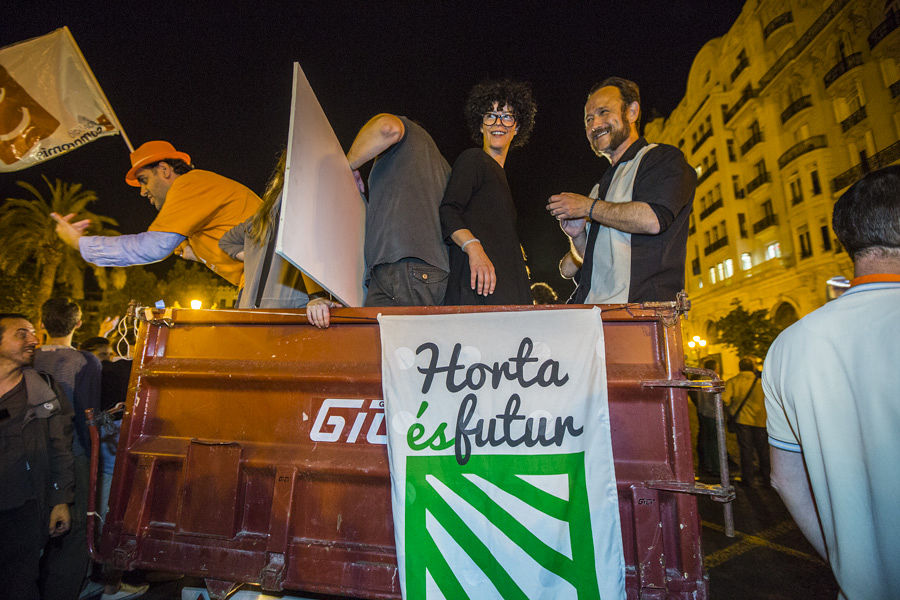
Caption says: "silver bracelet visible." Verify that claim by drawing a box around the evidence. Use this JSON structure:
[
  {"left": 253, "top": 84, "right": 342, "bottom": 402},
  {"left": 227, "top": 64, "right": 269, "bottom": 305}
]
[{"left": 461, "top": 238, "right": 480, "bottom": 251}]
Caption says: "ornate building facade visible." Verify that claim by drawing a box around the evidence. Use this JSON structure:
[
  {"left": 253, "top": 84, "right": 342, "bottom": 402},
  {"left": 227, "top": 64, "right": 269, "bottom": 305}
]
[{"left": 643, "top": 0, "right": 900, "bottom": 373}]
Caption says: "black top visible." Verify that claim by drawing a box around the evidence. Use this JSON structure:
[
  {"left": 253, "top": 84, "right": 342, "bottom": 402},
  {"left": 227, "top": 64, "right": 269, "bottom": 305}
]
[
  {"left": 440, "top": 148, "right": 532, "bottom": 305},
  {"left": 0, "top": 379, "right": 34, "bottom": 510},
  {"left": 571, "top": 138, "right": 696, "bottom": 304}
]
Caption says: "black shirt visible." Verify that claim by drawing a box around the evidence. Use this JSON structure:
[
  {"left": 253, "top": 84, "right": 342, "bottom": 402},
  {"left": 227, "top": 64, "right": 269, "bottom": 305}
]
[
  {"left": 571, "top": 138, "right": 696, "bottom": 304},
  {"left": 0, "top": 378, "right": 34, "bottom": 510}
]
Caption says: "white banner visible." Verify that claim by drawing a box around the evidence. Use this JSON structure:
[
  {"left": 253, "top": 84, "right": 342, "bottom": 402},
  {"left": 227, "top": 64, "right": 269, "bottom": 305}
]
[
  {"left": 277, "top": 62, "right": 366, "bottom": 306},
  {"left": 0, "top": 27, "right": 123, "bottom": 171},
  {"left": 379, "top": 309, "right": 625, "bottom": 600}
]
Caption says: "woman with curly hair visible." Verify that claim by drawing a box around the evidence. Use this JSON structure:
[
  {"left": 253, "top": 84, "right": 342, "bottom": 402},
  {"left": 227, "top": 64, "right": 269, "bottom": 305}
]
[{"left": 440, "top": 79, "right": 536, "bottom": 305}]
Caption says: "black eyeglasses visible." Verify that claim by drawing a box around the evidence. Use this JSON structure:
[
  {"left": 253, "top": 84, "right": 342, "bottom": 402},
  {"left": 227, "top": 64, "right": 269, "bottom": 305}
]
[{"left": 482, "top": 112, "right": 516, "bottom": 127}]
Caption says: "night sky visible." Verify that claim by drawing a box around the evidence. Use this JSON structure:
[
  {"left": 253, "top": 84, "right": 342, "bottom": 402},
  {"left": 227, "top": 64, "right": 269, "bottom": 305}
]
[{"left": 2, "top": 0, "right": 745, "bottom": 296}]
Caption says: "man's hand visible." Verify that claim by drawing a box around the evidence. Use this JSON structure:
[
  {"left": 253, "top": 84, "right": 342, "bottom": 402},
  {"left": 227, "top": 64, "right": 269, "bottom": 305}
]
[
  {"left": 465, "top": 241, "right": 496, "bottom": 296},
  {"left": 352, "top": 170, "right": 365, "bottom": 194},
  {"left": 559, "top": 217, "right": 586, "bottom": 239},
  {"left": 98, "top": 316, "right": 120, "bottom": 338},
  {"left": 306, "top": 297, "right": 340, "bottom": 329},
  {"left": 50, "top": 212, "right": 91, "bottom": 250},
  {"left": 180, "top": 243, "right": 200, "bottom": 262},
  {"left": 48, "top": 503, "right": 71, "bottom": 537},
  {"left": 547, "top": 193, "right": 592, "bottom": 221}
]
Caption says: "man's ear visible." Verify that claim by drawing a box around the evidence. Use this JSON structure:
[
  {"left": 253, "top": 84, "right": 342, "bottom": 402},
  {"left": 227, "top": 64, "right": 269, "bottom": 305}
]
[
  {"left": 627, "top": 101, "right": 640, "bottom": 126},
  {"left": 157, "top": 161, "right": 175, "bottom": 181}
]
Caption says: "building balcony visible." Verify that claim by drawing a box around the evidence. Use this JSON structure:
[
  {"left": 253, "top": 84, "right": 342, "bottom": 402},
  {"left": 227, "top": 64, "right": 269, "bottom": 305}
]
[
  {"left": 697, "top": 162, "right": 719, "bottom": 185},
  {"left": 691, "top": 128, "right": 713, "bottom": 154},
  {"left": 781, "top": 95, "right": 812, "bottom": 124},
  {"left": 890, "top": 79, "right": 900, "bottom": 99},
  {"left": 699, "top": 197, "right": 723, "bottom": 220},
  {"left": 778, "top": 135, "right": 828, "bottom": 169},
  {"left": 823, "top": 52, "right": 863, "bottom": 89},
  {"left": 764, "top": 12, "right": 794, "bottom": 40},
  {"left": 752, "top": 213, "right": 779, "bottom": 235},
  {"left": 745, "top": 171, "right": 771, "bottom": 195},
  {"left": 723, "top": 86, "right": 757, "bottom": 123},
  {"left": 840, "top": 106, "right": 867, "bottom": 132},
  {"left": 741, "top": 131, "right": 764, "bottom": 156},
  {"left": 868, "top": 8, "right": 898, "bottom": 50},
  {"left": 831, "top": 141, "right": 900, "bottom": 192},
  {"left": 703, "top": 236, "right": 729, "bottom": 256},
  {"left": 730, "top": 58, "right": 749, "bottom": 83}
]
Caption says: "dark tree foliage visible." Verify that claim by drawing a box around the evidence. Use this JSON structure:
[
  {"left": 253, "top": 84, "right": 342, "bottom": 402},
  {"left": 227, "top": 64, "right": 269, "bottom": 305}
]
[{"left": 714, "top": 300, "right": 782, "bottom": 359}]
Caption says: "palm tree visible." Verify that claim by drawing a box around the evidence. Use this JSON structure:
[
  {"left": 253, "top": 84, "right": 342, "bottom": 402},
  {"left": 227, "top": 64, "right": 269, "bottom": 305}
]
[{"left": 0, "top": 176, "right": 118, "bottom": 316}]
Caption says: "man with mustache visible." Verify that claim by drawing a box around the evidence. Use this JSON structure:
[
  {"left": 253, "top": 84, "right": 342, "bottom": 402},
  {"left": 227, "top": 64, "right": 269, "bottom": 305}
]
[
  {"left": 547, "top": 77, "right": 696, "bottom": 304},
  {"left": 0, "top": 313, "right": 74, "bottom": 599}
]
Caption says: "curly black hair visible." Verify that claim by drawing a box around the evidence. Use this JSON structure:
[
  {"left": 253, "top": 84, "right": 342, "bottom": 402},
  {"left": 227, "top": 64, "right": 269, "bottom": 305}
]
[{"left": 464, "top": 79, "right": 537, "bottom": 148}]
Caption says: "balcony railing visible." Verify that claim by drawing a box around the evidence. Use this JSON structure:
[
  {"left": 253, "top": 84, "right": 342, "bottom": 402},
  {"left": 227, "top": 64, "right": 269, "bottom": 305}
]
[
  {"left": 691, "top": 128, "right": 713, "bottom": 154},
  {"left": 831, "top": 141, "right": 900, "bottom": 191},
  {"left": 745, "top": 171, "right": 771, "bottom": 195},
  {"left": 752, "top": 214, "right": 779, "bottom": 235},
  {"left": 868, "top": 8, "right": 898, "bottom": 50},
  {"left": 704, "top": 236, "right": 729, "bottom": 256},
  {"left": 730, "top": 58, "right": 749, "bottom": 83},
  {"left": 764, "top": 12, "right": 794, "bottom": 39},
  {"left": 759, "top": 0, "right": 851, "bottom": 92},
  {"left": 892, "top": 80, "right": 900, "bottom": 98},
  {"left": 824, "top": 52, "right": 863, "bottom": 88},
  {"left": 778, "top": 135, "right": 828, "bottom": 169},
  {"left": 697, "top": 162, "right": 719, "bottom": 185},
  {"left": 741, "top": 131, "right": 764, "bottom": 156},
  {"left": 840, "top": 106, "right": 867, "bottom": 132},
  {"left": 781, "top": 95, "right": 812, "bottom": 124},
  {"left": 699, "top": 197, "right": 723, "bottom": 220},
  {"left": 723, "top": 86, "right": 757, "bottom": 123}
]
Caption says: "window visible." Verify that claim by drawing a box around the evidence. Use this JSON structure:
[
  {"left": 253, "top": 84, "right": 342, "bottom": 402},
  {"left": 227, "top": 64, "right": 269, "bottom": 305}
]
[
  {"left": 810, "top": 168, "right": 822, "bottom": 195},
  {"left": 709, "top": 266, "right": 717, "bottom": 284},
  {"left": 714, "top": 184, "right": 722, "bottom": 201},
  {"left": 732, "top": 175, "right": 743, "bottom": 198},
  {"left": 761, "top": 199, "right": 774, "bottom": 217},
  {"left": 755, "top": 159, "right": 767, "bottom": 177},
  {"left": 789, "top": 177, "right": 803, "bottom": 204},
  {"left": 723, "top": 259, "right": 734, "bottom": 278},
  {"left": 749, "top": 120, "right": 761, "bottom": 136},
  {"left": 821, "top": 224, "right": 833, "bottom": 251},
  {"left": 738, "top": 213, "right": 748, "bottom": 238},
  {"left": 765, "top": 242, "right": 781, "bottom": 260},
  {"left": 705, "top": 231, "right": 711, "bottom": 246},
  {"left": 741, "top": 252, "right": 753, "bottom": 270},
  {"left": 716, "top": 262, "right": 725, "bottom": 280},
  {"left": 799, "top": 226, "right": 813, "bottom": 259},
  {"left": 727, "top": 139, "right": 737, "bottom": 162}
]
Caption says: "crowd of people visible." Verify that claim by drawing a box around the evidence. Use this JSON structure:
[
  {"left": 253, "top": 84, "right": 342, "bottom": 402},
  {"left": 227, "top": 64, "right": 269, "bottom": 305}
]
[{"left": 8, "top": 71, "right": 895, "bottom": 600}]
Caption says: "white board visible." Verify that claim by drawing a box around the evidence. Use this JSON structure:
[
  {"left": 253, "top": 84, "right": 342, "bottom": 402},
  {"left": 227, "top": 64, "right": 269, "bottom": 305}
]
[{"left": 277, "top": 62, "right": 366, "bottom": 307}]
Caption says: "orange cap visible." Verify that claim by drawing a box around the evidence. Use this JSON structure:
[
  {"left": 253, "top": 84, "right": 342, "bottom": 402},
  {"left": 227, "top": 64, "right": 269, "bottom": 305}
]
[{"left": 125, "top": 141, "right": 191, "bottom": 186}]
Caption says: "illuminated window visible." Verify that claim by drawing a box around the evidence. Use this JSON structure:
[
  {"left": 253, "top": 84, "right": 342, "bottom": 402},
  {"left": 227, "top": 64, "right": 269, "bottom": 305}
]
[
  {"left": 709, "top": 266, "right": 717, "bottom": 284},
  {"left": 723, "top": 259, "right": 734, "bottom": 278},
  {"left": 765, "top": 242, "right": 782, "bottom": 260},
  {"left": 741, "top": 252, "right": 753, "bottom": 270},
  {"left": 716, "top": 262, "right": 725, "bottom": 280}
]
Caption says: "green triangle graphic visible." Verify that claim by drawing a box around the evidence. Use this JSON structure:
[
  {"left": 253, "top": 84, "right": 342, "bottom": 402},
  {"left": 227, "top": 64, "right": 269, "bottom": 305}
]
[{"left": 404, "top": 452, "right": 602, "bottom": 600}]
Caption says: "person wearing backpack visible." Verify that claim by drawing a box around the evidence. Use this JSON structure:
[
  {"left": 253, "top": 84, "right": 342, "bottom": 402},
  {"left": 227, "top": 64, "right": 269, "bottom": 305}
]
[{"left": 724, "top": 357, "right": 767, "bottom": 487}]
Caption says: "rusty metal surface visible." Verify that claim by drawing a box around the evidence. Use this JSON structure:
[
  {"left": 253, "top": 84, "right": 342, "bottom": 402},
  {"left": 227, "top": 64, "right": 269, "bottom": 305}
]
[{"left": 98, "top": 304, "right": 707, "bottom": 599}]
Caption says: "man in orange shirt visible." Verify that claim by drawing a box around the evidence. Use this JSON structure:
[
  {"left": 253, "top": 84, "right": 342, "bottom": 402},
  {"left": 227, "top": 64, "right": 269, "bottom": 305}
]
[{"left": 52, "top": 141, "right": 261, "bottom": 285}]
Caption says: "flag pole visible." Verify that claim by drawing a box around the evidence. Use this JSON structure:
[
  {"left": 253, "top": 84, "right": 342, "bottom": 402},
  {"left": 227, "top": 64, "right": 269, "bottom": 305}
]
[{"left": 62, "top": 26, "right": 134, "bottom": 153}]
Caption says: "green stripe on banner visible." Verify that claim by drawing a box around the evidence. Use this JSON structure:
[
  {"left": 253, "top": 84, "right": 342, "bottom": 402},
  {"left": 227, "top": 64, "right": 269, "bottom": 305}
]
[{"left": 404, "top": 453, "right": 603, "bottom": 599}]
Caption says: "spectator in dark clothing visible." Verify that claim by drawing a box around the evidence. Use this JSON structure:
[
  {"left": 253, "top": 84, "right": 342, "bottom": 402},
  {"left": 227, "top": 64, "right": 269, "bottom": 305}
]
[{"left": 0, "top": 313, "right": 74, "bottom": 600}]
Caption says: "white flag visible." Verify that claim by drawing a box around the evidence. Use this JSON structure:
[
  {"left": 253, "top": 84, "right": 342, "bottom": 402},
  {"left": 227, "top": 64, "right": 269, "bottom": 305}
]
[
  {"left": 0, "top": 27, "right": 125, "bottom": 171},
  {"left": 379, "top": 308, "right": 626, "bottom": 600}
]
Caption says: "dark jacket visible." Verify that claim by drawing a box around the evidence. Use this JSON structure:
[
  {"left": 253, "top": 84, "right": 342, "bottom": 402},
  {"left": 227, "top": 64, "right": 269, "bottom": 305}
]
[{"left": 22, "top": 368, "right": 75, "bottom": 539}]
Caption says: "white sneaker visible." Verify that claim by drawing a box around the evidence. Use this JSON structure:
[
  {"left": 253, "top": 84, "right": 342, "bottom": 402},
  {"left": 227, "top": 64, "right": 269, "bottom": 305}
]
[{"left": 100, "top": 582, "right": 150, "bottom": 600}]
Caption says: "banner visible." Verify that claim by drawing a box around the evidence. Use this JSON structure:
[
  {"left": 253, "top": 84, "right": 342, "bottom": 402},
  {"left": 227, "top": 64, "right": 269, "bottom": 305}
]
[
  {"left": 379, "top": 309, "right": 625, "bottom": 600},
  {"left": 0, "top": 27, "right": 126, "bottom": 171},
  {"left": 277, "top": 62, "right": 366, "bottom": 306}
]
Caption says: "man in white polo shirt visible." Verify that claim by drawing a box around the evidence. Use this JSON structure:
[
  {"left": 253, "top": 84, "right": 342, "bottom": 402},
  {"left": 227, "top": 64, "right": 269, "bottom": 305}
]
[{"left": 763, "top": 165, "right": 900, "bottom": 600}]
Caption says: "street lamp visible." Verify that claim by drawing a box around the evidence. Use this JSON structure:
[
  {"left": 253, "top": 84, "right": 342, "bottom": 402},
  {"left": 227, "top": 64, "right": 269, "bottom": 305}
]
[
  {"left": 687, "top": 335, "right": 707, "bottom": 363},
  {"left": 190, "top": 299, "right": 202, "bottom": 309}
]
